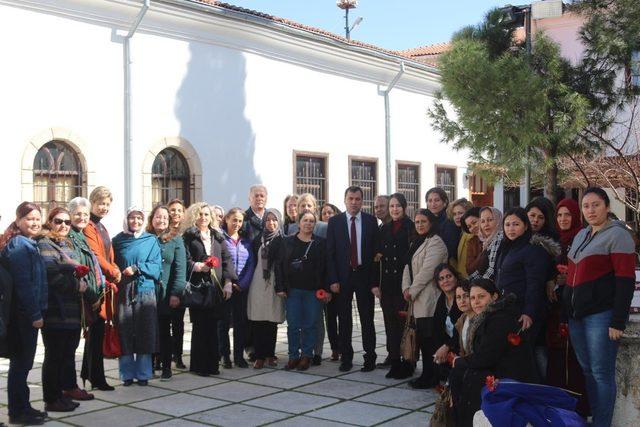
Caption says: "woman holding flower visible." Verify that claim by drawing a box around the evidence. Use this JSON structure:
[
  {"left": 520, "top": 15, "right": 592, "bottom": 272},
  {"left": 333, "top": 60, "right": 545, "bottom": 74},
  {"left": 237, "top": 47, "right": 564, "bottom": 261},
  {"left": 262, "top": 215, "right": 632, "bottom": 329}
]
[
  {"left": 450, "top": 279, "right": 536, "bottom": 427},
  {"left": 183, "top": 203, "right": 235, "bottom": 376},
  {"left": 38, "top": 207, "right": 89, "bottom": 412},
  {"left": 112, "top": 207, "right": 162, "bottom": 386}
]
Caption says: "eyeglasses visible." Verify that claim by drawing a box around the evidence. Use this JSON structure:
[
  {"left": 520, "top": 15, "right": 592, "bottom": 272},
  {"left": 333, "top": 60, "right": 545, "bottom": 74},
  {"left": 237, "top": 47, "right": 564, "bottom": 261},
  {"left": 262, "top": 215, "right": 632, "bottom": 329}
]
[{"left": 53, "top": 218, "right": 72, "bottom": 226}]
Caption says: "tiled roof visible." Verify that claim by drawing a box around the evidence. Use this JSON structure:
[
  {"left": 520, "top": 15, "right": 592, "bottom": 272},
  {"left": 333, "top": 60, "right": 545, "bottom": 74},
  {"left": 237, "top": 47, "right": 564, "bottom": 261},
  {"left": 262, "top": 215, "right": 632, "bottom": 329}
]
[
  {"left": 399, "top": 42, "right": 451, "bottom": 58},
  {"left": 189, "top": 0, "right": 435, "bottom": 66}
]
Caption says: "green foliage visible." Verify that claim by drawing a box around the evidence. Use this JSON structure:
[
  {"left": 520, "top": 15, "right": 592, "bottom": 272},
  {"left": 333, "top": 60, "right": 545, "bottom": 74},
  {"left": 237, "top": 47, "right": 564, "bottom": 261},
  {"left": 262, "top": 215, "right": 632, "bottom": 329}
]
[{"left": 429, "top": 8, "right": 589, "bottom": 192}]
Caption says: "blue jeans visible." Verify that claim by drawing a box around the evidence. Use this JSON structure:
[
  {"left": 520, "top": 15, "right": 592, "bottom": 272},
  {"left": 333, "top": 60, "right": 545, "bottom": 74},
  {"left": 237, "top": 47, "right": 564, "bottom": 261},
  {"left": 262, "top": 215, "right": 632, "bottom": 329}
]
[
  {"left": 569, "top": 309, "right": 618, "bottom": 427},
  {"left": 119, "top": 353, "right": 152, "bottom": 381},
  {"left": 8, "top": 320, "right": 38, "bottom": 417},
  {"left": 285, "top": 288, "right": 322, "bottom": 359}
]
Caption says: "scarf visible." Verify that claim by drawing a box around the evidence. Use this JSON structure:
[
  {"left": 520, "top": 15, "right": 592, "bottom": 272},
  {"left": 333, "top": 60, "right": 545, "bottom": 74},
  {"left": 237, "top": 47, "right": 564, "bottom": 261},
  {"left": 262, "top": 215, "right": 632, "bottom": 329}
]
[
  {"left": 261, "top": 208, "right": 283, "bottom": 280},
  {"left": 481, "top": 207, "right": 503, "bottom": 250},
  {"left": 122, "top": 206, "right": 145, "bottom": 239},
  {"left": 556, "top": 198, "right": 582, "bottom": 255},
  {"left": 90, "top": 212, "right": 111, "bottom": 256}
]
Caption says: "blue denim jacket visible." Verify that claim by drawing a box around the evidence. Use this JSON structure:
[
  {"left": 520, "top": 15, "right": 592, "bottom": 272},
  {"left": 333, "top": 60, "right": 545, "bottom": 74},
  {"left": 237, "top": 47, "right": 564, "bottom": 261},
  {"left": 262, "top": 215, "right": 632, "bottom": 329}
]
[{"left": 2, "top": 235, "right": 48, "bottom": 322}]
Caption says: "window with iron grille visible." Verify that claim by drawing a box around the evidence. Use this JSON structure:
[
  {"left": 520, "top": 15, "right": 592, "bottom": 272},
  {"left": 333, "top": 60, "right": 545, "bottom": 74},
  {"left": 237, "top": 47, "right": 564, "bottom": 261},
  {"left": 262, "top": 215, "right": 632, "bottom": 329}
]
[
  {"left": 152, "top": 148, "right": 191, "bottom": 207},
  {"left": 436, "top": 166, "right": 456, "bottom": 202},
  {"left": 295, "top": 154, "right": 327, "bottom": 207},
  {"left": 630, "top": 51, "right": 640, "bottom": 87},
  {"left": 396, "top": 163, "right": 420, "bottom": 217},
  {"left": 33, "top": 141, "right": 84, "bottom": 217},
  {"left": 350, "top": 158, "right": 377, "bottom": 214}
]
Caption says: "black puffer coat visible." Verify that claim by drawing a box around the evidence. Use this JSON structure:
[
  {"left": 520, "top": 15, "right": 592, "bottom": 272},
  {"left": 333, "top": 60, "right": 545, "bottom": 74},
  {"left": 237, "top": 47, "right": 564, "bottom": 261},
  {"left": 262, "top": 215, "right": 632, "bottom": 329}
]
[{"left": 450, "top": 294, "right": 537, "bottom": 427}]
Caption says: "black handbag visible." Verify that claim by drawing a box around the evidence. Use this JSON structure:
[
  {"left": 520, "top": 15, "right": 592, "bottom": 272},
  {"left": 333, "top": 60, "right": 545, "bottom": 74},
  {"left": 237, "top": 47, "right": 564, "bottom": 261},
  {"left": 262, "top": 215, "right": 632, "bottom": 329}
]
[{"left": 181, "top": 268, "right": 225, "bottom": 309}]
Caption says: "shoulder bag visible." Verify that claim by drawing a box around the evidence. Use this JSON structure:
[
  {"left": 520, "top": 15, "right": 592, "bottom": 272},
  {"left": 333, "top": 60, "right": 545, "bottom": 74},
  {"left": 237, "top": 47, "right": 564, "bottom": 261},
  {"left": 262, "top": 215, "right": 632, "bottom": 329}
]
[{"left": 400, "top": 300, "right": 418, "bottom": 363}]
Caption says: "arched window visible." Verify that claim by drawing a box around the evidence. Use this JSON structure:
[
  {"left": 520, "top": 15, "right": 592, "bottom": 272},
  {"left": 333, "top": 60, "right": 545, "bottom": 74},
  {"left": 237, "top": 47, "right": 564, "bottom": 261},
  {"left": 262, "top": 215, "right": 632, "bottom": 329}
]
[
  {"left": 152, "top": 148, "right": 191, "bottom": 206},
  {"left": 33, "top": 140, "right": 83, "bottom": 216}
]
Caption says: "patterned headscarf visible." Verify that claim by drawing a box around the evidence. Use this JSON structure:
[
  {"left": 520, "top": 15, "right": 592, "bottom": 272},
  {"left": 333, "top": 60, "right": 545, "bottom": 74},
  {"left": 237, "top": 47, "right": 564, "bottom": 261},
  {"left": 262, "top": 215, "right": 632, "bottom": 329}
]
[{"left": 261, "top": 208, "right": 283, "bottom": 280}]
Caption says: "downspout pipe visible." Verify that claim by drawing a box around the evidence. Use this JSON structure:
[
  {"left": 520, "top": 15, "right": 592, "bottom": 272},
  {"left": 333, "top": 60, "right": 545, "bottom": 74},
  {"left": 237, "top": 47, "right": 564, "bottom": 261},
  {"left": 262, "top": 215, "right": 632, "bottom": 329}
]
[
  {"left": 124, "top": 0, "right": 150, "bottom": 210},
  {"left": 381, "top": 62, "right": 405, "bottom": 194}
]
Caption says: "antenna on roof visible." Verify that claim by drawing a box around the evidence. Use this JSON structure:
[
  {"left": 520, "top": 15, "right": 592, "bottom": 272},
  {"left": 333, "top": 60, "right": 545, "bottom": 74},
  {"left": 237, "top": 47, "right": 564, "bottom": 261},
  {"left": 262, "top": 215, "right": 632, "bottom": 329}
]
[{"left": 336, "top": 0, "right": 362, "bottom": 41}]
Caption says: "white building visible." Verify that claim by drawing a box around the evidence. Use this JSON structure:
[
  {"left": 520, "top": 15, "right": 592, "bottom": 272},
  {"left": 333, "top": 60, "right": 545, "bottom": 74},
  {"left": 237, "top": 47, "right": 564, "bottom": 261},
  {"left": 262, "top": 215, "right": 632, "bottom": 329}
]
[{"left": 0, "top": 0, "right": 470, "bottom": 231}]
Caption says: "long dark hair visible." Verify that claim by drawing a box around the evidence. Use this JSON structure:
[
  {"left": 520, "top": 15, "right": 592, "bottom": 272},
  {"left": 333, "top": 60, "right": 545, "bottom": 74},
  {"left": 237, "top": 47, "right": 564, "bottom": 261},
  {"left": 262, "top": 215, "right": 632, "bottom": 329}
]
[
  {"left": 0, "top": 202, "right": 42, "bottom": 250},
  {"left": 414, "top": 208, "right": 439, "bottom": 238},
  {"left": 525, "top": 197, "right": 559, "bottom": 240},
  {"left": 433, "top": 263, "right": 461, "bottom": 287},
  {"left": 469, "top": 278, "right": 499, "bottom": 296},
  {"left": 502, "top": 207, "right": 532, "bottom": 242}
]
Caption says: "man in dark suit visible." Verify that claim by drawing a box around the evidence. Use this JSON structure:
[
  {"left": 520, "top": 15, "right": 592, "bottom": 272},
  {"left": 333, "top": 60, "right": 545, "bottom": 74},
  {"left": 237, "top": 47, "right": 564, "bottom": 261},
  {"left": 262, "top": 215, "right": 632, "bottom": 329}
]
[
  {"left": 327, "top": 186, "right": 380, "bottom": 372},
  {"left": 243, "top": 184, "right": 268, "bottom": 241}
]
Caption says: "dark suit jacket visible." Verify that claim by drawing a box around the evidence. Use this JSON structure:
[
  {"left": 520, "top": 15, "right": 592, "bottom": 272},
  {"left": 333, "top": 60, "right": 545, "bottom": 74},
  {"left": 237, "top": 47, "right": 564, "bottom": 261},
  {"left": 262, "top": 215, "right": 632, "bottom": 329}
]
[
  {"left": 243, "top": 208, "right": 264, "bottom": 243},
  {"left": 326, "top": 211, "right": 378, "bottom": 289}
]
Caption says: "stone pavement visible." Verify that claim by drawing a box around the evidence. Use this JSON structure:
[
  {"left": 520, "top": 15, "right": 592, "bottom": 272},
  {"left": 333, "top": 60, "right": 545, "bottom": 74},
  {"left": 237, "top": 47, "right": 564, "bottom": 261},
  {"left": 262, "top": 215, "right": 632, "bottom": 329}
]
[{"left": 0, "top": 306, "right": 437, "bottom": 426}]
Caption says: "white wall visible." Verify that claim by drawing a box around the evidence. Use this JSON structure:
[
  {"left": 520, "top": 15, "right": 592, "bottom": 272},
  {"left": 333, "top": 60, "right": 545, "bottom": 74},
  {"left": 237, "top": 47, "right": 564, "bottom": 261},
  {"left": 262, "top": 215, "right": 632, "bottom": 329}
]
[{"left": 0, "top": 0, "right": 470, "bottom": 231}]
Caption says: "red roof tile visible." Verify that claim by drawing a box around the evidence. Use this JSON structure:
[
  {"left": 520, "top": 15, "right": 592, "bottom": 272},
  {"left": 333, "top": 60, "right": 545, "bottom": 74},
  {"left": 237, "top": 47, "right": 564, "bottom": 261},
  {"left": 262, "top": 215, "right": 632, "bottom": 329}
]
[{"left": 399, "top": 42, "right": 451, "bottom": 58}]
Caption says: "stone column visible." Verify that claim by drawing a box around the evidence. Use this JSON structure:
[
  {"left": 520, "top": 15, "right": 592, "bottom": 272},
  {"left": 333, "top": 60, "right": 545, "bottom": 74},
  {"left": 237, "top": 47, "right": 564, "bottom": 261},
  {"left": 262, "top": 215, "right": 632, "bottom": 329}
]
[{"left": 613, "top": 313, "right": 640, "bottom": 426}]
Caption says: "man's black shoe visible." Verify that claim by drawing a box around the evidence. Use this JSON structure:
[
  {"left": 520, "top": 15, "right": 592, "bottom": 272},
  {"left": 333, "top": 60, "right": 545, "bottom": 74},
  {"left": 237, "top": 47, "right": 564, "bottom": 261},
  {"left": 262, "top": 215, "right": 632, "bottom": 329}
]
[
  {"left": 360, "top": 361, "right": 376, "bottom": 372},
  {"left": 9, "top": 414, "right": 45, "bottom": 425},
  {"left": 376, "top": 356, "right": 392, "bottom": 368},
  {"left": 312, "top": 355, "right": 322, "bottom": 366},
  {"left": 339, "top": 361, "right": 353, "bottom": 372}
]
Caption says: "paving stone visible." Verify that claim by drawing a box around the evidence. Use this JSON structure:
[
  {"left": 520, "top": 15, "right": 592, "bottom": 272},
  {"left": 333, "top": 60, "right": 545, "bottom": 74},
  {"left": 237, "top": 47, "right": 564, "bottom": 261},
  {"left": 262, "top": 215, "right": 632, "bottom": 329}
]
[
  {"left": 340, "top": 368, "right": 411, "bottom": 386},
  {"left": 308, "top": 401, "right": 409, "bottom": 426},
  {"left": 46, "top": 398, "right": 116, "bottom": 420},
  {"left": 63, "top": 405, "right": 169, "bottom": 426},
  {"left": 356, "top": 387, "right": 437, "bottom": 410},
  {"left": 378, "top": 410, "right": 432, "bottom": 426},
  {"left": 90, "top": 383, "right": 174, "bottom": 404},
  {"left": 242, "top": 370, "right": 325, "bottom": 389},
  {"left": 216, "top": 367, "right": 263, "bottom": 380},
  {"left": 148, "top": 419, "right": 210, "bottom": 426},
  {"left": 190, "top": 381, "right": 281, "bottom": 402},
  {"left": 132, "top": 392, "right": 228, "bottom": 416},
  {"left": 266, "top": 415, "right": 348, "bottom": 426},
  {"left": 150, "top": 372, "right": 227, "bottom": 392},
  {"left": 300, "top": 361, "right": 352, "bottom": 378},
  {"left": 185, "top": 403, "right": 290, "bottom": 426},
  {"left": 244, "top": 391, "right": 339, "bottom": 414},
  {"left": 295, "top": 378, "right": 385, "bottom": 400},
  {"left": 26, "top": 368, "right": 42, "bottom": 384}
]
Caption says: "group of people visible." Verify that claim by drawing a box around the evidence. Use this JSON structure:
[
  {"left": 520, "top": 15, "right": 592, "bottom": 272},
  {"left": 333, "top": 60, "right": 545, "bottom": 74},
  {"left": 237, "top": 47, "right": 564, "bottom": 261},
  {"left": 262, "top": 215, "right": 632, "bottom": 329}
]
[{"left": 0, "top": 182, "right": 636, "bottom": 427}]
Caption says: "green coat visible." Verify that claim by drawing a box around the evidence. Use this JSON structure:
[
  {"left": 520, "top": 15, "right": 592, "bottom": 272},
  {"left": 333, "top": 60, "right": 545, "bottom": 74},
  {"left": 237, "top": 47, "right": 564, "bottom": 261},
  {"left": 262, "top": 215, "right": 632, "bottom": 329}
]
[
  {"left": 68, "top": 228, "right": 102, "bottom": 304},
  {"left": 157, "top": 235, "right": 187, "bottom": 315}
]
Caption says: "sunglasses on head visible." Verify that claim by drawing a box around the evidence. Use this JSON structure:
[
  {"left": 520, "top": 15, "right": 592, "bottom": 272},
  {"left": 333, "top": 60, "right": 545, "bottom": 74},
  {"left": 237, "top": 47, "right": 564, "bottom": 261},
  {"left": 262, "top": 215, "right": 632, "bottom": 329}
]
[{"left": 53, "top": 218, "right": 72, "bottom": 226}]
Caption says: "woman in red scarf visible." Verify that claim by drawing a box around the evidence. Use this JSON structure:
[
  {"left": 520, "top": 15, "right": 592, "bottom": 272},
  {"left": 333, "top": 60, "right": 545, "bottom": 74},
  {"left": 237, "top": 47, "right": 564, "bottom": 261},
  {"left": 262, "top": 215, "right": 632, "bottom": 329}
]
[{"left": 546, "top": 198, "right": 589, "bottom": 417}]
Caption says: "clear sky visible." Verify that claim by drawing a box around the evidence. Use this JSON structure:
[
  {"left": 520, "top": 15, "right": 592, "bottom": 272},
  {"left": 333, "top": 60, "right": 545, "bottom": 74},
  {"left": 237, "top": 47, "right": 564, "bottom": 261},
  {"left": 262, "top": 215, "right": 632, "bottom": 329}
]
[{"left": 226, "top": 0, "right": 507, "bottom": 51}]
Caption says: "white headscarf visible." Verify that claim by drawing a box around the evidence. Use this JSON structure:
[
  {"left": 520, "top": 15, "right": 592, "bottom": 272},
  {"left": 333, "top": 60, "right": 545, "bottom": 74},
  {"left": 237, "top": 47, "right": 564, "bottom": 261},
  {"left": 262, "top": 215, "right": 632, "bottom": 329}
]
[{"left": 123, "top": 206, "right": 145, "bottom": 238}]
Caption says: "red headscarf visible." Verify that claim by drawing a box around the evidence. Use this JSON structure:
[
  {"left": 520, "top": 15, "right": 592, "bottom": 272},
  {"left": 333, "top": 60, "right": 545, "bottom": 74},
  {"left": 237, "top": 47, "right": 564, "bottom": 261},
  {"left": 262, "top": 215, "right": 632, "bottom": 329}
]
[{"left": 556, "top": 198, "right": 582, "bottom": 251}]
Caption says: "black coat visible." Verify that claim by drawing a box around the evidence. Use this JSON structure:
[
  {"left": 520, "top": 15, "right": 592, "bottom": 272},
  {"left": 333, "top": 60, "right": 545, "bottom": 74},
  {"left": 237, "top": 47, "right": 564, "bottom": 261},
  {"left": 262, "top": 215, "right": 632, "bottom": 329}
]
[
  {"left": 275, "top": 234, "right": 327, "bottom": 293},
  {"left": 0, "top": 263, "right": 12, "bottom": 357},
  {"left": 183, "top": 227, "right": 237, "bottom": 288},
  {"left": 494, "top": 234, "right": 555, "bottom": 320},
  {"left": 433, "top": 292, "right": 462, "bottom": 350},
  {"left": 375, "top": 217, "right": 414, "bottom": 300},
  {"left": 243, "top": 208, "right": 264, "bottom": 242},
  {"left": 326, "top": 212, "right": 378, "bottom": 289},
  {"left": 451, "top": 295, "right": 537, "bottom": 427}
]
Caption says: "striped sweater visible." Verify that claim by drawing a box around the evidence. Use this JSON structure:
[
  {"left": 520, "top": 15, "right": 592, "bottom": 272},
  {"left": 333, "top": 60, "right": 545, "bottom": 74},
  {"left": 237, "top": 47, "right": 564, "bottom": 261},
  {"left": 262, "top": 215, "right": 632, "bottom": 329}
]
[{"left": 563, "top": 220, "right": 637, "bottom": 330}]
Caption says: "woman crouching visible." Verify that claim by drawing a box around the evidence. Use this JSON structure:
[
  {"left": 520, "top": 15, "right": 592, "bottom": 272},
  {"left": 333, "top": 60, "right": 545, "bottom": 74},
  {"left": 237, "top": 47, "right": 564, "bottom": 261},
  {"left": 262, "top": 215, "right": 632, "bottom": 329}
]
[{"left": 450, "top": 279, "right": 536, "bottom": 427}]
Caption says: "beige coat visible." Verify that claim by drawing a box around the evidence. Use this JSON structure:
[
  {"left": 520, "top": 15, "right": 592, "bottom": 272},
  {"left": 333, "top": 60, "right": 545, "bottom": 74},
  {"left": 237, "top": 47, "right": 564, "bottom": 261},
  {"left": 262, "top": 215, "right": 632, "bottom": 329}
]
[
  {"left": 247, "top": 251, "right": 285, "bottom": 323},
  {"left": 401, "top": 235, "right": 448, "bottom": 319}
]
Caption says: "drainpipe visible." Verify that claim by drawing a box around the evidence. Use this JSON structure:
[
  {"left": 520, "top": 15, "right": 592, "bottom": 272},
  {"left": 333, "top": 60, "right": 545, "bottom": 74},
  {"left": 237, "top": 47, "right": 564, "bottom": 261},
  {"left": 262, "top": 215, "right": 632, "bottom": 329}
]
[
  {"left": 380, "top": 62, "right": 405, "bottom": 193},
  {"left": 124, "top": 0, "right": 150, "bottom": 210}
]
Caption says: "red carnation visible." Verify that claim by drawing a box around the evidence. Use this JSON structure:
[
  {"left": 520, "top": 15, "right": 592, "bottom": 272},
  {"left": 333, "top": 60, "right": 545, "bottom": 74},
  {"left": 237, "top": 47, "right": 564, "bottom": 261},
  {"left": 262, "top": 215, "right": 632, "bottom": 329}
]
[
  {"left": 435, "top": 384, "right": 445, "bottom": 394},
  {"left": 204, "top": 256, "right": 220, "bottom": 268},
  {"left": 446, "top": 351, "right": 456, "bottom": 367},
  {"left": 507, "top": 332, "right": 522, "bottom": 346},
  {"left": 398, "top": 310, "right": 407, "bottom": 319},
  {"left": 74, "top": 265, "right": 90, "bottom": 278},
  {"left": 316, "top": 289, "right": 328, "bottom": 300},
  {"left": 556, "top": 264, "right": 568, "bottom": 274},
  {"left": 559, "top": 323, "right": 569, "bottom": 338},
  {"left": 485, "top": 375, "right": 498, "bottom": 392}
]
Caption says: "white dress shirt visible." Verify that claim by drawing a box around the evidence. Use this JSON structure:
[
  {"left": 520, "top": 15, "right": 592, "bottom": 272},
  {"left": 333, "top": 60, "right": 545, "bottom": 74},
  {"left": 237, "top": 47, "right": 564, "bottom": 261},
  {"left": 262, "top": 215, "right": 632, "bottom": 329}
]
[{"left": 346, "top": 211, "right": 362, "bottom": 266}]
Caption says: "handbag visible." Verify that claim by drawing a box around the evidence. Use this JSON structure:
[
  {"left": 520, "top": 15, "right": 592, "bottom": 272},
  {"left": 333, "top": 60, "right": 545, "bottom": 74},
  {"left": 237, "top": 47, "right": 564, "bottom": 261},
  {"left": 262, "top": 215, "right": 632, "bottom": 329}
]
[
  {"left": 181, "top": 266, "right": 225, "bottom": 309},
  {"left": 400, "top": 301, "right": 418, "bottom": 363},
  {"left": 429, "top": 385, "right": 454, "bottom": 427},
  {"left": 102, "top": 288, "right": 121, "bottom": 358}
]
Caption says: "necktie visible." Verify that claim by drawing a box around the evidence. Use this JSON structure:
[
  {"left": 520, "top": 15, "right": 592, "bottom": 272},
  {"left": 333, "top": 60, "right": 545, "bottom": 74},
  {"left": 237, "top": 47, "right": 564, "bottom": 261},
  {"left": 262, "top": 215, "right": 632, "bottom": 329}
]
[{"left": 350, "top": 216, "right": 358, "bottom": 269}]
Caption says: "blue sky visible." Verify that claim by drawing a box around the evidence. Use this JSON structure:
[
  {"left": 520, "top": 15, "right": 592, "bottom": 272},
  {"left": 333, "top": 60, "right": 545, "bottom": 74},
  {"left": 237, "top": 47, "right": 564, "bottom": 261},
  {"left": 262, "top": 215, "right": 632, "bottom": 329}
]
[{"left": 227, "top": 0, "right": 506, "bottom": 50}]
